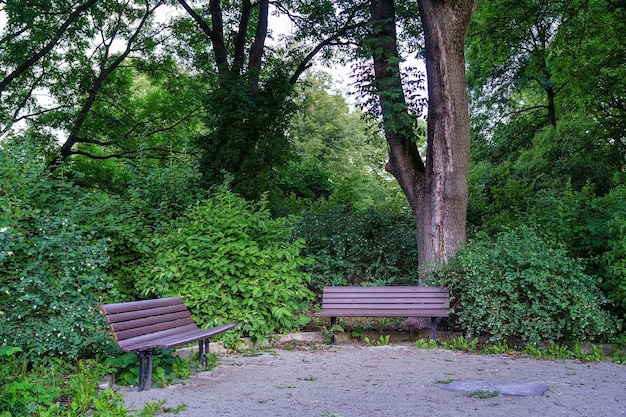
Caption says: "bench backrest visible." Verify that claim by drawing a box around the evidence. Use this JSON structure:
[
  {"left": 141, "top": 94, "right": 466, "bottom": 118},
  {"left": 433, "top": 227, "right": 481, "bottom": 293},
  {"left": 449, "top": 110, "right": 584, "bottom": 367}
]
[
  {"left": 100, "top": 297, "right": 199, "bottom": 352},
  {"left": 319, "top": 286, "right": 449, "bottom": 317}
]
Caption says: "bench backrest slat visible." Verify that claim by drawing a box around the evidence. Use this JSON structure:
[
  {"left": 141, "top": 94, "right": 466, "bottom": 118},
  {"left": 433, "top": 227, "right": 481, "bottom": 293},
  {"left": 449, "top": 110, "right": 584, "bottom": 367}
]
[
  {"left": 321, "top": 286, "right": 447, "bottom": 294},
  {"left": 107, "top": 310, "right": 192, "bottom": 333},
  {"left": 100, "top": 297, "right": 201, "bottom": 344},
  {"left": 111, "top": 317, "right": 197, "bottom": 342},
  {"left": 317, "top": 286, "right": 449, "bottom": 318},
  {"left": 104, "top": 304, "right": 188, "bottom": 325},
  {"left": 101, "top": 297, "right": 185, "bottom": 315},
  {"left": 321, "top": 296, "right": 449, "bottom": 303},
  {"left": 116, "top": 323, "right": 201, "bottom": 351}
]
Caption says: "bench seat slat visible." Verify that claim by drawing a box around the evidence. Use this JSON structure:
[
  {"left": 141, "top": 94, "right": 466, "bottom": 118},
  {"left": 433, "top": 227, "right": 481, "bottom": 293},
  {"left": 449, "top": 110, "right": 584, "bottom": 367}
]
[
  {"left": 117, "top": 324, "right": 198, "bottom": 352},
  {"left": 151, "top": 323, "right": 237, "bottom": 349},
  {"left": 117, "top": 322, "right": 237, "bottom": 352}
]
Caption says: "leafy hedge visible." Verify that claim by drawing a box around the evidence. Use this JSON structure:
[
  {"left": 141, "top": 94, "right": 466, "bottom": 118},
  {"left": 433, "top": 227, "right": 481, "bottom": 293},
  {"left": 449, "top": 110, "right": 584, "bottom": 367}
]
[
  {"left": 0, "top": 143, "right": 114, "bottom": 360},
  {"left": 430, "top": 226, "right": 617, "bottom": 344},
  {"left": 292, "top": 205, "right": 420, "bottom": 292},
  {"left": 135, "top": 189, "right": 314, "bottom": 343}
]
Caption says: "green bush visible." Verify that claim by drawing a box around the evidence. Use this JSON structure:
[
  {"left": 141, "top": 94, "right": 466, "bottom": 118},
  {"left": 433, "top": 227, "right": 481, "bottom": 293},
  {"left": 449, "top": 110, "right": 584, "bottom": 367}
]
[
  {"left": 430, "top": 226, "right": 617, "bottom": 344},
  {"left": 0, "top": 217, "right": 113, "bottom": 359},
  {"left": 0, "top": 346, "right": 129, "bottom": 416},
  {"left": 135, "top": 188, "right": 314, "bottom": 343},
  {"left": 0, "top": 142, "right": 115, "bottom": 360},
  {"left": 602, "top": 209, "right": 626, "bottom": 314},
  {"left": 292, "top": 205, "right": 420, "bottom": 292}
]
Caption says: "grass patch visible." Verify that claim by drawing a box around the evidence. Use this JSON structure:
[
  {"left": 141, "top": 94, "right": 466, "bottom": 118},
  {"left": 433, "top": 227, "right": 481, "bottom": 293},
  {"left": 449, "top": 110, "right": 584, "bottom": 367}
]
[
  {"left": 467, "top": 389, "right": 500, "bottom": 399},
  {"left": 435, "top": 378, "right": 455, "bottom": 384}
]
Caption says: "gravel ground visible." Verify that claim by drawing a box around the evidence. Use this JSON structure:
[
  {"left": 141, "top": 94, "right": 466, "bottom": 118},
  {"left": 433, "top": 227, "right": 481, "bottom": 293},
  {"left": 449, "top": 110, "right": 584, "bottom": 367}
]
[{"left": 121, "top": 343, "right": 625, "bottom": 417}]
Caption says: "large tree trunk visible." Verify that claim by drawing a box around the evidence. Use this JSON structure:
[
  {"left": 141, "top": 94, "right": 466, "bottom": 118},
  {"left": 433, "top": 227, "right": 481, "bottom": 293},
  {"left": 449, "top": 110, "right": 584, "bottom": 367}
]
[
  {"left": 371, "top": 0, "right": 477, "bottom": 277},
  {"left": 416, "top": 0, "right": 477, "bottom": 270}
]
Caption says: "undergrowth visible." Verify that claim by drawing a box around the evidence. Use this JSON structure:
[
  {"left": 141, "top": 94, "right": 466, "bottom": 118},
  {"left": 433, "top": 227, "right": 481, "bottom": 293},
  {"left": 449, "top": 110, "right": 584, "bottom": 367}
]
[
  {"left": 414, "top": 336, "right": 626, "bottom": 363},
  {"left": 0, "top": 346, "right": 191, "bottom": 416}
]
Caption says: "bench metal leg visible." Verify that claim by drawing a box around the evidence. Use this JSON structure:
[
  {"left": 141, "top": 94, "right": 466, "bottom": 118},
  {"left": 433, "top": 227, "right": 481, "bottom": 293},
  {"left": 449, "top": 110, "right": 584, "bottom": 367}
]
[
  {"left": 137, "top": 350, "right": 153, "bottom": 391},
  {"left": 330, "top": 317, "right": 337, "bottom": 344},
  {"left": 431, "top": 317, "right": 440, "bottom": 341},
  {"left": 198, "top": 338, "right": 211, "bottom": 368}
]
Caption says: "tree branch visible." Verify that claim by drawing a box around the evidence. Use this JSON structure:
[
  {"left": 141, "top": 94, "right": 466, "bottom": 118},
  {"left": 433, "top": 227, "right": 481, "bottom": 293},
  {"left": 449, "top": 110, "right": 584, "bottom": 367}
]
[
  {"left": 47, "top": 0, "right": 159, "bottom": 172},
  {"left": 289, "top": 19, "right": 366, "bottom": 85},
  {"left": 0, "top": 0, "right": 98, "bottom": 94},
  {"left": 177, "top": 0, "right": 230, "bottom": 78}
]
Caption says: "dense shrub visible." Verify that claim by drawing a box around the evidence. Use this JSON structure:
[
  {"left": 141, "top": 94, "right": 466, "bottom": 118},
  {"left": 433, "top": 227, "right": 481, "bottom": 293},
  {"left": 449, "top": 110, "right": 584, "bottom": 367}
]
[
  {"left": 430, "top": 226, "right": 617, "bottom": 344},
  {"left": 135, "top": 188, "right": 314, "bottom": 343},
  {"left": 601, "top": 189, "right": 626, "bottom": 314},
  {"left": 0, "top": 217, "right": 113, "bottom": 359},
  {"left": 0, "top": 143, "right": 115, "bottom": 360},
  {"left": 292, "top": 205, "right": 420, "bottom": 292}
]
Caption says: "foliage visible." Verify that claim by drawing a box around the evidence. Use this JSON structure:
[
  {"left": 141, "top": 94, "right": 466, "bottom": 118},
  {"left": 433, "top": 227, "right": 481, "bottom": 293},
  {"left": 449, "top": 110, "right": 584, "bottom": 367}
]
[
  {"left": 292, "top": 204, "right": 419, "bottom": 292},
  {"left": 0, "top": 141, "right": 115, "bottom": 360},
  {"left": 600, "top": 186, "right": 626, "bottom": 314},
  {"left": 0, "top": 346, "right": 190, "bottom": 416},
  {"left": 197, "top": 65, "right": 298, "bottom": 201},
  {"left": 271, "top": 72, "right": 407, "bottom": 216},
  {"left": 467, "top": 389, "right": 499, "bottom": 399},
  {"left": 101, "top": 150, "right": 206, "bottom": 301},
  {"left": 135, "top": 186, "right": 314, "bottom": 343},
  {"left": 467, "top": 171, "right": 626, "bottom": 320},
  {"left": 364, "top": 335, "right": 391, "bottom": 346},
  {"left": 429, "top": 226, "right": 617, "bottom": 344},
  {"left": 421, "top": 335, "right": 626, "bottom": 363},
  {"left": 104, "top": 349, "right": 193, "bottom": 389},
  {"left": 0, "top": 346, "right": 127, "bottom": 416}
]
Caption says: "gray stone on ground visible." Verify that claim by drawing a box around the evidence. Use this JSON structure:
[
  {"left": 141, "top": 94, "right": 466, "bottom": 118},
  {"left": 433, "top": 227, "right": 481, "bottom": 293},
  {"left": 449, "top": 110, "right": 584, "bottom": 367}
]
[{"left": 442, "top": 380, "right": 549, "bottom": 396}]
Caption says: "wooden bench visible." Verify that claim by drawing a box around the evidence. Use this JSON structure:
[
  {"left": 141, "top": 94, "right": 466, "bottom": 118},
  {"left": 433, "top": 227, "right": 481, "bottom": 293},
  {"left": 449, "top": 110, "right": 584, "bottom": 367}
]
[
  {"left": 314, "top": 286, "right": 450, "bottom": 343},
  {"left": 100, "top": 297, "right": 235, "bottom": 391}
]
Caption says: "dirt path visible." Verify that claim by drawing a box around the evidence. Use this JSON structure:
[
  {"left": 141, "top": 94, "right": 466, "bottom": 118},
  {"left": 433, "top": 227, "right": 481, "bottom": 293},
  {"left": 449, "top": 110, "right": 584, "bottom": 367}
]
[{"left": 121, "top": 343, "right": 625, "bottom": 417}]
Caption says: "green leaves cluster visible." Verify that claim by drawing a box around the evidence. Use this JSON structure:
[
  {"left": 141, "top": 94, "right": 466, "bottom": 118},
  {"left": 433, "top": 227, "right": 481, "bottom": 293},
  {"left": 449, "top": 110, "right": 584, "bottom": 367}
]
[
  {"left": 0, "top": 346, "right": 131, "bottom": 416},
  {"left": 0, "top": 142, "right": 114, "bottom": 359},
  {"left": 430, "top": 226, "right": 617, "bottom": 344},
  {"left": 600, "top": 186, "right": 626, "bottom": 314},
  {"left": 135, "top": 187, "right": 314, "bottom": 343},
  {"left": 293, "top": 205, "right": 419, "bottom": 292}
]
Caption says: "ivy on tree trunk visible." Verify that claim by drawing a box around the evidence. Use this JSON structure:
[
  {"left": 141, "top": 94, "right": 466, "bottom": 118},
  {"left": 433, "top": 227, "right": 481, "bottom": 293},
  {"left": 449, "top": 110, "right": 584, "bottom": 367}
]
[{"left": 370, "top": 0, "right": 477, "bottom": 275}]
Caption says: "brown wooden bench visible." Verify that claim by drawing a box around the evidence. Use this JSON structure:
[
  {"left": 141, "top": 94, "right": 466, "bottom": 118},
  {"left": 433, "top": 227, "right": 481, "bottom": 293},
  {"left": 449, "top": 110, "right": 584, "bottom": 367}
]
[
  {"left": 100, "top": 297, "right": 236, "bottom": 391},
  {"left": 314, "top": 286, "right": 450, "bottom": 343}
]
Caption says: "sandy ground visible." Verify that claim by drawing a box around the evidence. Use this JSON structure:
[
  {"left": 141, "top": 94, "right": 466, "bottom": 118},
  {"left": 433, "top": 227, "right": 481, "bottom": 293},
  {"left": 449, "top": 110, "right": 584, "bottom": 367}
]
[{"left": 121, "top": 343, "right": 625, "bottom": 417}]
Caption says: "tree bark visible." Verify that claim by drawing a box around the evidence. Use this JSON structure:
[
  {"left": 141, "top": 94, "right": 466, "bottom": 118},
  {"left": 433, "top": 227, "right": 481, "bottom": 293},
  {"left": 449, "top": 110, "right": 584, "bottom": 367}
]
[
  {"left": 370, "top": 0, "right": 477, "bottom": 277},
  {"left": 416, "top": 0, "right": 477, "bottom": 270},
  {"left": 248, "top": 0, "right": 270, "bottom": 96},
  {"left": 370, "top": 0, "right": 425, "bottom": 211}
]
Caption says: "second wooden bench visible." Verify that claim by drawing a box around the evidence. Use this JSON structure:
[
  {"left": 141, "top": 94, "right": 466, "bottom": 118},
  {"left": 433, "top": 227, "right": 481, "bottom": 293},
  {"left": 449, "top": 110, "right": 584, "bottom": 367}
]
[{"left": 314, "top": 286, "right": 450, "bottom": 343}]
